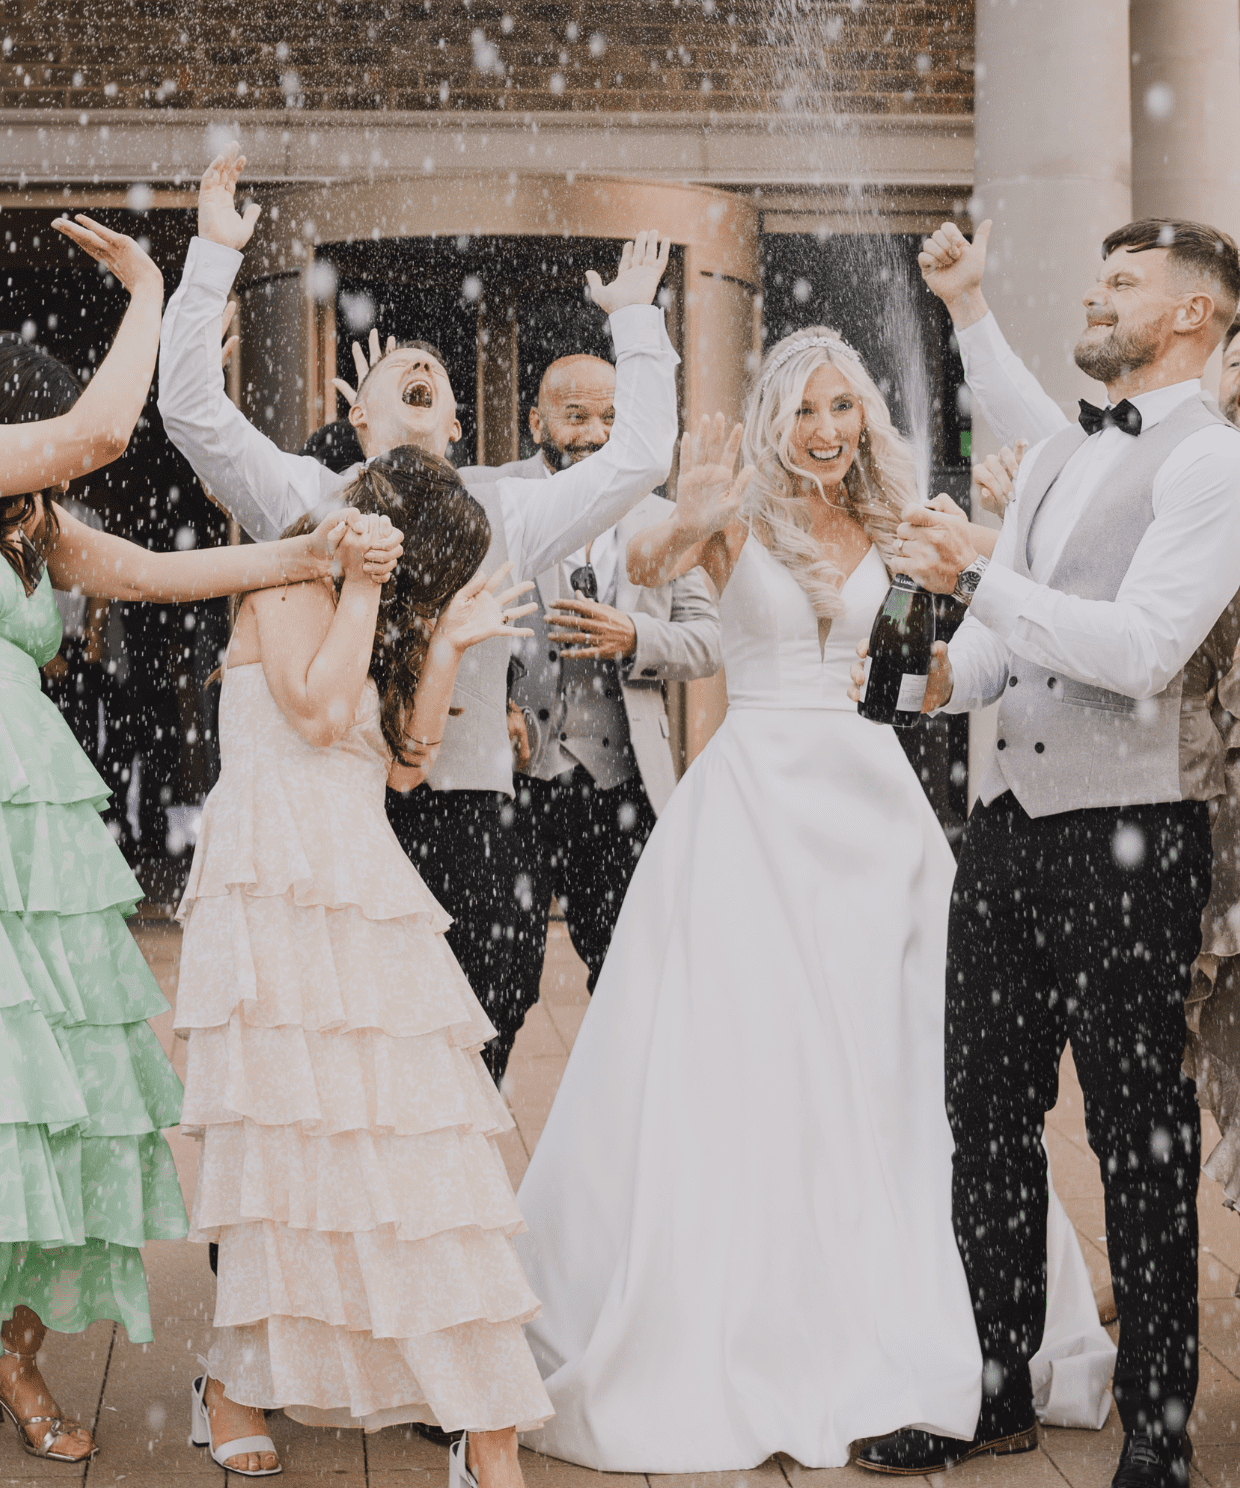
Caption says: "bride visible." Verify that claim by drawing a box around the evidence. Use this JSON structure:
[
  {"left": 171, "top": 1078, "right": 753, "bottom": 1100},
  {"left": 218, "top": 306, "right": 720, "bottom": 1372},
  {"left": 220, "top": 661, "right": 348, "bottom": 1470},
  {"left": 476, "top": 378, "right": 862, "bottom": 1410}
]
[{"left": 513, "top": 329, "right": 1115, "bottom": 1471}]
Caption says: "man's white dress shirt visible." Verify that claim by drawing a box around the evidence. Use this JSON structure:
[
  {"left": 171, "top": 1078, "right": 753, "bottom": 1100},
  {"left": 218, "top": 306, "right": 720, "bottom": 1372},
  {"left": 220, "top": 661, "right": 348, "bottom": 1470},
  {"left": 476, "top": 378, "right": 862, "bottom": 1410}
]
[
  {"left": 157, "top": 237, "right": 680, "bottom": 584},
  {"left": 944, "top": 312, "right": 1240, "bottom": 710}
]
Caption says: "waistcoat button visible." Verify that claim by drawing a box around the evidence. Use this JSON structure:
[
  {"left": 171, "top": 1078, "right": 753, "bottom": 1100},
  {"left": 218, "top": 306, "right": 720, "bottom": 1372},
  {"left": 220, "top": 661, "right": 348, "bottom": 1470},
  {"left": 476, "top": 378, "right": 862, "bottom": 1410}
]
[
  {"left": 997, "top": 739, "right": 1006, "bottom": 750},
  {"left": 1035, "top": 742, "right": 1045, "bottom": 753},
  {"left": 1009, "top": 676, "right": 1018, "bottom": 687},
  {"left": 1047, "top": 676, "right": 1056, "bottom": 688}
]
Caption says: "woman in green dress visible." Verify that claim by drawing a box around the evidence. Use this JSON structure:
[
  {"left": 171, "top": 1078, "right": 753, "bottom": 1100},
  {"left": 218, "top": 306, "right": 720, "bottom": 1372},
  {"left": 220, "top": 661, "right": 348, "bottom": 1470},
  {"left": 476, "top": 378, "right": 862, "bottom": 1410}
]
[{"left": 0, "top": 212, "right": 401, "bottom": 1464}]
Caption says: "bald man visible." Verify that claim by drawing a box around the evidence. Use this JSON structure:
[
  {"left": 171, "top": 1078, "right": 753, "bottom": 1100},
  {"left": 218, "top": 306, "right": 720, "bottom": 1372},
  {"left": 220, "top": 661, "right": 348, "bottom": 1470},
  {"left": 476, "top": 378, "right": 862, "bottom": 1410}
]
[{"left": 471, "top": 353, "right": 722, "bottom": 1074}]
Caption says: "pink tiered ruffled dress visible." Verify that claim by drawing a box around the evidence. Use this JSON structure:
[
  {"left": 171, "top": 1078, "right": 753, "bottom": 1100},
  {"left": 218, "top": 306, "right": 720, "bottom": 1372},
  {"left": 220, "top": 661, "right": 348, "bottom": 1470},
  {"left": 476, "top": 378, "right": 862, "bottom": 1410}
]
[{"left": 174, "top": 660, "right": 552, "bottom": 1435}]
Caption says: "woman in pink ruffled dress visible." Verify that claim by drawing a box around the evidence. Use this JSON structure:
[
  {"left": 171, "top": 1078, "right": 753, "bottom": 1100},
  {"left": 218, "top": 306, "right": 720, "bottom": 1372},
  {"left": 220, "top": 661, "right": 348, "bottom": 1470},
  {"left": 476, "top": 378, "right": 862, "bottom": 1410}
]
[{"left": 174, "top": 451, "right": 550, "bottom": 1485}]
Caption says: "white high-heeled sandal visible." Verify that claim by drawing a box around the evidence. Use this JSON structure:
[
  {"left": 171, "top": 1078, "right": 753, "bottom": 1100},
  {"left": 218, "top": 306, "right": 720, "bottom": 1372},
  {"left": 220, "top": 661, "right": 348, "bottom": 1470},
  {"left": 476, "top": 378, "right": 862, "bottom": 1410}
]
[
  {"left": 189, "top": 1369, "right": 281, "bottom": 1478},
  {"left": 448, "top": 1430, "right": 478, "bottom": 1488}
]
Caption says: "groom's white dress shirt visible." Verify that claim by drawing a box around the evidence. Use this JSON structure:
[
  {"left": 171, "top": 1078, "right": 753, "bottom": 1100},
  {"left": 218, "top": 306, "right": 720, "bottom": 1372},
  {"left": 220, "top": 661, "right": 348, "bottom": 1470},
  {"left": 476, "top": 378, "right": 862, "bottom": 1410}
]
[{"left": 944, "top": 311, "right": 1240, "bottom": 710}]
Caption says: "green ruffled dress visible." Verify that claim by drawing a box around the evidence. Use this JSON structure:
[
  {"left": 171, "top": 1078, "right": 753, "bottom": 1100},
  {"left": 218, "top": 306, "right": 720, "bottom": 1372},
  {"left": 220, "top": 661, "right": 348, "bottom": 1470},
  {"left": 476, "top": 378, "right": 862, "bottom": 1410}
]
[{"left": 0, "top": 559, "right": 187, "bottom": 1343}]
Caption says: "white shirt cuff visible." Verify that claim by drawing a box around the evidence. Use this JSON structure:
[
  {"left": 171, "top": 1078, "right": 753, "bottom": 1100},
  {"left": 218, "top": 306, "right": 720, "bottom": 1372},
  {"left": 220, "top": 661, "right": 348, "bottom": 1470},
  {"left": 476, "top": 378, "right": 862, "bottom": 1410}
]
[
  {"left": 608, "top": 303, "right": 675, "bottom": 356},
  {"left": 968, "top": 560, "right": 1038, "bottom": 645},
  {"left": 185, "top": 236, "right": 244, "bottom": 296},
  {"left": 955, "top": 310, "right": 1008, "bottom": 371}
]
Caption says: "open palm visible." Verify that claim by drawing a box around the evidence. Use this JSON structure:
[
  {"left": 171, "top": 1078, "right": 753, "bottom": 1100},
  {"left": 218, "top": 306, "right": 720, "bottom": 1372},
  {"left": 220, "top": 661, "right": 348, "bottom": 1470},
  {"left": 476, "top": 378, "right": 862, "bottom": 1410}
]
[
  {"left": 676, "top": 413, "right": 753, "bottom": 540},
  {"left": 435, "top": 562, "right": 536, "bottom": 654},
  {"left": 198, "top": 142, "right": 261, "bottom": 251}
]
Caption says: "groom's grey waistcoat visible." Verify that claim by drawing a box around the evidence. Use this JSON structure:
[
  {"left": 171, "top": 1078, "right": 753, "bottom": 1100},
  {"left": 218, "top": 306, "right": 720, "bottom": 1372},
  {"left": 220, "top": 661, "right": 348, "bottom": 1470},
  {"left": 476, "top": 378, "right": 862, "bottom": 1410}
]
[
  {"left": 421, "top": 471, "right": 514, "bottom": 797},
  {"left": 979, "top": 394, "right": 1235, "bottom": 818}
]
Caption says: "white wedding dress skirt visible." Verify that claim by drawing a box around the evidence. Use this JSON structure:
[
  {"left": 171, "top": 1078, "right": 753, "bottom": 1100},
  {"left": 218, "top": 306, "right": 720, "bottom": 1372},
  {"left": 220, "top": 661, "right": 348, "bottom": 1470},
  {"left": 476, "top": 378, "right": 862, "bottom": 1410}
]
[{"left": 516, "top": 540, "right": 1113, "bottom": 1472}]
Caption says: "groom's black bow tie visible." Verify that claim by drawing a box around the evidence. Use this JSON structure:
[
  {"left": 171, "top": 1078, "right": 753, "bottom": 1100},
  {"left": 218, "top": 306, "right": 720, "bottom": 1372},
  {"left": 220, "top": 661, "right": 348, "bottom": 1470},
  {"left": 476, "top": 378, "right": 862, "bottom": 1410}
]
[{"left": 1078, "top": 398, "right": 1142, "bottom": 437}]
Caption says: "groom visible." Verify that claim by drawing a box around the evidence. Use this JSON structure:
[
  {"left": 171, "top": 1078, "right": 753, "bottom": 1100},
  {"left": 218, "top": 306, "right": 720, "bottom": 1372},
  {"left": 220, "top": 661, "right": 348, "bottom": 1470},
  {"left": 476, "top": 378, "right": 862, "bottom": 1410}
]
[{"left": 852, "top": 218, "right": 1240, "bottom": 1488}]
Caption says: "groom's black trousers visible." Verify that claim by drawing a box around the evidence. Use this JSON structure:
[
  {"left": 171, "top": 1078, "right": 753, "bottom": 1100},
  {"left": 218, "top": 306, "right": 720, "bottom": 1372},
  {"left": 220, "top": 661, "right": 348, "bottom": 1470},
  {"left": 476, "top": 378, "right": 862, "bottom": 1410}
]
[{"left": 947, "top": 792, "right": 1210, "bottom": 1438}]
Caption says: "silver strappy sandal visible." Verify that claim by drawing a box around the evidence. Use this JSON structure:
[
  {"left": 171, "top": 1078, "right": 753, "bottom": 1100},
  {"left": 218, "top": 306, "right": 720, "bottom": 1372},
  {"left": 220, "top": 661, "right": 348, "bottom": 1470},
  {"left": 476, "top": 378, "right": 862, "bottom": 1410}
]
[{"left": 0, "top": 1345, "right": 98, "bottom": 1462}]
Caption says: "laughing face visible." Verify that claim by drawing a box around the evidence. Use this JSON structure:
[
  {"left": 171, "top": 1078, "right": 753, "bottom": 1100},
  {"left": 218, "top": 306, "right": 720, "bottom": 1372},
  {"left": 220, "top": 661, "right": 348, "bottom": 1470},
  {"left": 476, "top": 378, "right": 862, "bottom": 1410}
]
[
  {"left": 348, "top": 346, "right": 462, "bottom": 459},
  {"left": 787, "top": 362, "right": 864, "bottom": 493}
]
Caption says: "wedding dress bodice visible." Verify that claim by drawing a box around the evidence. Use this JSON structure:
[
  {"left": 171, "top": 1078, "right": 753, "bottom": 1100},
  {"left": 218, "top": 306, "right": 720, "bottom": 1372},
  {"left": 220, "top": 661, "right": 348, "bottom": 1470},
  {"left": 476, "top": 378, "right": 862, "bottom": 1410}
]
[{"left": 718, "top": 535, "right": 888, "bottom": 711}]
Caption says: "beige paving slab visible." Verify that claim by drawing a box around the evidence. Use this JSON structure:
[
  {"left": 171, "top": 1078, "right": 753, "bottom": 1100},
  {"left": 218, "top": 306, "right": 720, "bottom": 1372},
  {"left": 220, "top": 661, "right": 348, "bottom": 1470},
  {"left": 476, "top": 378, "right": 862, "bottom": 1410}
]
[
  {"left": 261, "top": 1415, "right": 367, "bottom": 1477},
  {"left": 365, "top": 1424, "right": 448, "bottom": 1470},
  {"left": 1041, "top": 1413, "right": 1123, "bottom": 1488},
  {"left": 1201, "top": 1297, "right": 1240, "bottom": 1375},
  {"left": 91, "top": 1323, "right": 218, "bottom": 1477},
  {"left": 1188, "top": 1351, "right": 1240, "bottom": 1445},
  {"left": 369, "top": 1472, "right": 446, "bottom": 1488},
  {"left": 543, "top": 1000, "right": 588, "bottom": 1051},
  {"left": 508, "top": 1057, "right": 570, "bottom": 1153},
  {"left": 1203, "top": 1249, "right": 1240, "bottom": 1303},
  {"left": 0, "top": 1319, "right": 112, "bottom": 1480},
  {"left": 1195, "top": 1441, "right": 1240, "bottom": 1486},
  {"left": 510, "top": 1002, "right": 570, "bottom": 1062},
  {"left": 523, "top": 1445, "right": 645, "bottom": 1488},
  {"left": 783, "top": 1451, "right": 922, "bottom": 1486},
  {"left": 538, "top": 926, "right": 591, "bottom": 1009},
  {"left": 1044, "top": 1127, "right": 1105, "bottom": 1202},
  {"left": 496, "top": 1125, "right": 531, "bottom": 1190},
  {"left": 648, "top": 1458, "right": 788, "bottom": 1488},
  {"left": 926, "top": 1443, "right": 1071, "bottom": 1488}
]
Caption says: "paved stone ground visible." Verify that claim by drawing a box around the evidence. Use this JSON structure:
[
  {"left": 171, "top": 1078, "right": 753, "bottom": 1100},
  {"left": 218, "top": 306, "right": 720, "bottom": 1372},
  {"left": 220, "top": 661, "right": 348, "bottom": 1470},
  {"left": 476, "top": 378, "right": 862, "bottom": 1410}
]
[{"left": 13, "top": 918, "right": 1240, "bottom": 1487}]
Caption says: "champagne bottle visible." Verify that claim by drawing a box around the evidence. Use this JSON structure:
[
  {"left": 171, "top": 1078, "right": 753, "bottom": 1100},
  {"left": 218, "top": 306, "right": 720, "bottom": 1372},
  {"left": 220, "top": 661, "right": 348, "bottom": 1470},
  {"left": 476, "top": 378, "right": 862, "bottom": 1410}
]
[{"left": 857, "top": 572, "right": 936, "bottom": 729}]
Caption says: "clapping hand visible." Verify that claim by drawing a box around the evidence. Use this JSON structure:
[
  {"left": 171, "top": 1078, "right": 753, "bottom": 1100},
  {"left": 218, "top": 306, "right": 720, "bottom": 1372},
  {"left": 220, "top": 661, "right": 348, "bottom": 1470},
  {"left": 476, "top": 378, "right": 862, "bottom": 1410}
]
[
  {"left": 971, "top": 440, "right": 1027, "bottom": 518},
  {"left": 331, "top": 326, "right": 397, "bottom": 409},
  {"left": 309, "top": 509, "right": 404, "bottom": 585},
  {"left": 220, "top": 300, "right": 239, "bottom": 370},
  {"left": 434, "top": 561, "right": 536, "bottom": 655},
  {"left": 198, "top": 142, "right": 261, "bottom": 252},
  {"left": 546, "top": 596, "right": 637, "bottom": 660},
  {"left": 52, "top": 214, "right": 163, "bottom": 296},
  {"left": 586, "top": 230, "right": 672, "bottom": 315},
  {"left": 674, "top": 413, "right": 754, "bottom": 542}
]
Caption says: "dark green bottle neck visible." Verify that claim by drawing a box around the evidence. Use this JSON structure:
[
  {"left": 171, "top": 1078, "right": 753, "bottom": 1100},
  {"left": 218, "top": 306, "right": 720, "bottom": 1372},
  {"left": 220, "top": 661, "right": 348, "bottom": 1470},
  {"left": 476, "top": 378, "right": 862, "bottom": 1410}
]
[{"left": 889, "top": 572, "right": 928, "bottom": 594}]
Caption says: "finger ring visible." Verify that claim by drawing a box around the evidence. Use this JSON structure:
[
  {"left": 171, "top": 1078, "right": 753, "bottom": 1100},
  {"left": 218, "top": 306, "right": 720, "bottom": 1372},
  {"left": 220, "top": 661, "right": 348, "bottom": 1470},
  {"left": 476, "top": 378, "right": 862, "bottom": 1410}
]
[{"left": 896, "top": 537, "right": 905, "bottom": 555}]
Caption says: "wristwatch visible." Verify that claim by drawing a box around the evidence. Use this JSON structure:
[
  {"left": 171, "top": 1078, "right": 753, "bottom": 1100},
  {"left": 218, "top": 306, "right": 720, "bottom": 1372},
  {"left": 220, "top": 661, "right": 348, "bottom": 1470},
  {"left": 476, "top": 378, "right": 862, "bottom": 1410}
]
[{"left": 951, "top": 555, "right": 989, "bottom": 607}]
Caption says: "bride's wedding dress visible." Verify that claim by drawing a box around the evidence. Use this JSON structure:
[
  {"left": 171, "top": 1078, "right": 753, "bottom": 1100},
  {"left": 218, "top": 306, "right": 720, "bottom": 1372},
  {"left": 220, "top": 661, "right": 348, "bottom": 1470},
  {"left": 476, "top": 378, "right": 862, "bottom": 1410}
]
[{"left": 515, "top": 536, "right": 1115, "bottom": 1471}]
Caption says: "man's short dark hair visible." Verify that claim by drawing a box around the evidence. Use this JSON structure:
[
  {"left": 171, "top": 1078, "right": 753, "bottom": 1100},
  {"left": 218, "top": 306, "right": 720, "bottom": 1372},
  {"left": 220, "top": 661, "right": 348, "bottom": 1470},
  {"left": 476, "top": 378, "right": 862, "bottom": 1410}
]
[
  {"left": 356, "top": 339, "right": 449, "bottom": 401},
  {"left": 300, "top": 419, "right": 364, "bottom": 473},
  {"left": 1102, "top": 219, "right": 1240, "bottom": 330},
  {"left": 1226, "top": 314, "right": 1240, "bottom": 352}
]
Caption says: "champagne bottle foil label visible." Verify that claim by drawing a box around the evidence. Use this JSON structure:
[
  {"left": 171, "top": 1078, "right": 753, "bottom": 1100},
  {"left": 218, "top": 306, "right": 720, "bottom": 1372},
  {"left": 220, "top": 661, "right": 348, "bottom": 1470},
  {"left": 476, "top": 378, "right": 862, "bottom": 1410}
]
[
  {"left": 859, "top": 656, "right": 871, "bottom": 701},
  {"left": 895, "top": 672, "right": 929, "bottom": 712}
]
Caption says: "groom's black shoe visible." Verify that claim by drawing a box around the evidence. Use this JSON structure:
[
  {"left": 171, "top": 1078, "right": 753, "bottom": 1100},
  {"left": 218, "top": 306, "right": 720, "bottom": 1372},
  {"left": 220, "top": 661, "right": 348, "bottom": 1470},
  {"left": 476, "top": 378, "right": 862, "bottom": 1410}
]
[
  {"left": 856, "top": 1421, "right": 1038, "bottom": 1475},
  {"left": 1111, "top": 1431, "right": 1193, "bottom": 1488}
]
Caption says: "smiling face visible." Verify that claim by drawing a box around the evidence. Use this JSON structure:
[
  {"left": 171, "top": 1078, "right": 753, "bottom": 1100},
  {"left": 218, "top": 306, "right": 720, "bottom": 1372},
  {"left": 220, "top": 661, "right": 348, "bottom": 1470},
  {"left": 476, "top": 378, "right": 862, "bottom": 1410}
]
[
  {"left": 1074, "top": 247, "right": 1181, "bottom": 388},
  {"left": 786, "top": 362, "right": 865, "bottom": 494},
  {"left": 348, "top": 346, "right": 462, "bottom": 459},
  {"left": 529, "top": 355, "right": 616, "bottom": 469}
]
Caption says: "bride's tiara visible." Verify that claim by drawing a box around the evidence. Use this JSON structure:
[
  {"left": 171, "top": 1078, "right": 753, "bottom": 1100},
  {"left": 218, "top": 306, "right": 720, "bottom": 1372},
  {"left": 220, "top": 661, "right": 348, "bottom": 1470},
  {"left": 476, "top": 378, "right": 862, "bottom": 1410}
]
[{"left": 758, "top": 334, "right": 858, "bottom": 399}]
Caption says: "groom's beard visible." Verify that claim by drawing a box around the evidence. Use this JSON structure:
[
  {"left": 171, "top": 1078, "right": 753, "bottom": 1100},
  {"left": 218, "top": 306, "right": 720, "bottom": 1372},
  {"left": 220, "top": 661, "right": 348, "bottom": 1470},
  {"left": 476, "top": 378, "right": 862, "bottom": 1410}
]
[
  {"left": 1073, "top": 316, "right": 1158, "bottom": 385},
  {"left": 1224, "top": 388, "right": 1240, "bottom": 427}
]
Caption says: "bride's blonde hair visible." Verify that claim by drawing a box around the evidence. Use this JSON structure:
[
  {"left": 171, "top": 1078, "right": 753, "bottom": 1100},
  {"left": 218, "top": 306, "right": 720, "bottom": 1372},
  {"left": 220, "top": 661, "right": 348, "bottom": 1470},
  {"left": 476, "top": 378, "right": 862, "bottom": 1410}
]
[{"left": 740, "top": 327, "right": 918, "bottom": 623}]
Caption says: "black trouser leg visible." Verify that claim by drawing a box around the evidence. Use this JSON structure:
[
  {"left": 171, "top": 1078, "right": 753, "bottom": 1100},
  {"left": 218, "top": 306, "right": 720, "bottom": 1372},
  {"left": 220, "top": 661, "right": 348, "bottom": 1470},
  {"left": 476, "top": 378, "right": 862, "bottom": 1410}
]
[
  {"left": 504, "top": 778, "right": 560, "bottom": 1054},
  {"left": 385, "top": 787, "right": 526, "bottom": 1083},
  {"left": 553, "top": 768, "right": 658, "bottom": 992},
  {"left": 946, "top": 794, "right": 1209, "bottom": 1438}
]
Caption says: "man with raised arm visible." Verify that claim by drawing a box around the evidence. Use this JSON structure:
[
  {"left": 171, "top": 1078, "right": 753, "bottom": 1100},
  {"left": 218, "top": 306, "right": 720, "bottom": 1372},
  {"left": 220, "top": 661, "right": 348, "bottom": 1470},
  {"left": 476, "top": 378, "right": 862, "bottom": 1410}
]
[
  {"left": 851, "top": 219, "right": 1240, "bottom": 1488},
  {"left": 158, "top": 145, "right": 679, "bottom": 1080}
]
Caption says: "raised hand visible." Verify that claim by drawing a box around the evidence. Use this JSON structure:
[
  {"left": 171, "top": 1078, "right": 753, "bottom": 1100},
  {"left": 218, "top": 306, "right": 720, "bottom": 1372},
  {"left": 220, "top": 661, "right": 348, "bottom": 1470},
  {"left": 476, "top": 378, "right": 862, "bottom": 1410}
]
[
  {"left": 52, "top": 214, "right": 163, "bottom": 296},
  {"left": 586, "top": 230, "right": 672, "bottom": 315},
  {"left": 918, "top": 220, "right": 991, "bottom": 328},
  {"left": 331, "top": 326, "right": 397, "bottom": 409},
  {"left": 433, "top": 561, "right": 536, "bottom": 654},
  {"left": 675, "top": 413, "right": 753, "bottom": 541},
  {"left": 198, "top": 142, "right": 261, "bottom": 252}
]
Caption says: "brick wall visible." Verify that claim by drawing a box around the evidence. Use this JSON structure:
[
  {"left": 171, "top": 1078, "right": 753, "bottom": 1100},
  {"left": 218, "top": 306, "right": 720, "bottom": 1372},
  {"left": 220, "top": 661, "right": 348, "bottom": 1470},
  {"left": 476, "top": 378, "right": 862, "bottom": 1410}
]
[{"left": 1, "top": 1, "right": 973, "bottom": 115}]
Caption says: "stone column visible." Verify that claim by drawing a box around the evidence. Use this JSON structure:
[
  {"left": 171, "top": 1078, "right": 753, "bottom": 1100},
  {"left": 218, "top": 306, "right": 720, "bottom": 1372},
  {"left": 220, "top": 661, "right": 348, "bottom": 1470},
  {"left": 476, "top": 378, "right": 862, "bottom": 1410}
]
[
  {"left": 1130, "top": 0, "right": 1240, "bottom": 395},
  {"left": 973, "top": 0, "right": 1132, "bottom": 419},
  {"left": 969, "top": 0, "right": 1133, "bottom": 792},
  {"left": 1131, "top": 0, "right": 1240, "bottom": 236}
]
